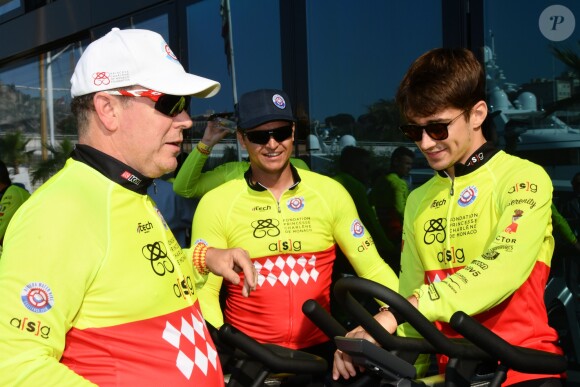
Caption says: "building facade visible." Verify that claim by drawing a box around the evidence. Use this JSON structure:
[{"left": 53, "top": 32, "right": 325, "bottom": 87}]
[{"left": 1, "top": 0, "right": 580, "bottom": 193}]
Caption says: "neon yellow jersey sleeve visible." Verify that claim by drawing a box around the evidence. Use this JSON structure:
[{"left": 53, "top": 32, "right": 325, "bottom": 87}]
[
  {"left": 173, "top": 144, "right": 309, "bottom": 199},
  {"left": 0, "top": 184, "right": 30, "bottom": 243},
  {"left": 173, "top": 146, "right": 249, "bottom": 198},
  {"left": 551, "top": 201, "right": 577, "bottom": 245}
]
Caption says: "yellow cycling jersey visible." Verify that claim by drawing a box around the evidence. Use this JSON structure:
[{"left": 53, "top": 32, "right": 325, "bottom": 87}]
[
  {"left": 399, "top": 144, "right": 562, "bottom": 385},
  {"left": 0, "top": 145, "right": 222, "bottom": 386},
  {"left": 194, "top": 165, "right": 398, "bottom": 349}
]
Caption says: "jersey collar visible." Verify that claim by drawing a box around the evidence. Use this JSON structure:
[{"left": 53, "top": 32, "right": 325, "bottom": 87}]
[
  {"left": 71, "top": 144, "right": 153, "bottom": 194},
  {"left": 437, "top": 142, "right": 500, "bottom": 178},
  {"left": 244, "top": 163, "right": 301, "bottom": 192}
]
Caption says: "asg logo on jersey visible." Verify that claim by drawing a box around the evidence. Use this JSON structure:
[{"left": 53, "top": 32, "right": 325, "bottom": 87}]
[
  {"left": 457, "top": 185, "right": 478, "bottom": 207},
  {"left": 350, "top": 219, "right": 365, "bottom": 238},
  {"left": 21, "top": 282, "right": 54, "bottom": 314},
  {"left": 286, "top": 196, "right": 305, "bottom": 212}
]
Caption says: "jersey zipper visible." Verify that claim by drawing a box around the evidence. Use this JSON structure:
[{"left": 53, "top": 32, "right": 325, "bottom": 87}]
[{"left": 444, "top": 170, "right": 455, "bottom": 196}]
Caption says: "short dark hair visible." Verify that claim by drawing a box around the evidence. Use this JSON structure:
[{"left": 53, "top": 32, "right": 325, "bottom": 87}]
[
  {"left": 396, "top": 48, "right": 485, "bottom": 120},
  {"left": 0, "top": 160, "right": 11, "bottom": 185},
  {"left": 390, "top": 146, "right": 414, "bottom": 165}
]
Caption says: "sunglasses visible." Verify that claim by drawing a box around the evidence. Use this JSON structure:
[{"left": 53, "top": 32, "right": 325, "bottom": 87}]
[
  {"left": 399, "top": 110, "right": 467, "bottom": 142},
  {"left": 105, "top": 89, "right": 191, "bottom": 117},
  {"left": 244, "top": 125, "right": 293, "bottom": 145}
]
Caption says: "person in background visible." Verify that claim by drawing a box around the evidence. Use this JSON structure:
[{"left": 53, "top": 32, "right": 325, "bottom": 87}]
[
  {"left": 148, "top": 152, "right": 197, "bottom": 248},
  {"left": 561, "top": 171, "right": 580, "bottom": 238},
  {"left": 552, "top": 202, "right": 580, "bottom": 253},
  {"left": 369, "top": 145, "right": 415, "bottom": 262},
  {"left": 194, "top": 88, "right": 398, "bottom": 367},
  {"left": 173, "top": 119, "right": 309, "bottom": 199},
  {"left": 0, "top": 27, "right": 256, "bottom": 386},
  {"left": 333, "top": 47, "right": 563, "bottom": 386},
  {"left": 333, "top": 146, "right": 398, "bottom": 267},
  {"left": 0, "top": 159, "right": 30, "bottom": 251}
]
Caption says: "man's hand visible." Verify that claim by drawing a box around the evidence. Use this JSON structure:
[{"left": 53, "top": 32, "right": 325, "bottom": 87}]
[
  {"left": 332, "top": 295, "right": 419, "bottom": 380},
  {"left": 205, "top": 247, "right": 257, "bottom": 297},
  {"left": 331, "top": 309, "right": 399, "bottom": 380},
  {"left": 200, "top": 119, "right": 232, "bottom": 147}
]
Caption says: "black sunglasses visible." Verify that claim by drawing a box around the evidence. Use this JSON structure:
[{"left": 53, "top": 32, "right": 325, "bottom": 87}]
[
  {"left": 244, "top": 125, "right": 293, "bottom": 145},
  {"left": 399, "top": 110, "right": 467, "bottom": 142},
  {"left": 105, "top": 89, "right": 191, "bottom": 117}
]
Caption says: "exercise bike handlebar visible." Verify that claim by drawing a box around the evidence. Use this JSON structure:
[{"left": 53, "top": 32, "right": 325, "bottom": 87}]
[
  {"left": 302, "top": 299, "right": 349, "bottom": 338},
  {"left": 218, "top": 323, "right": 328, "bottom": 375},
  {"left": 450, "top": 311, "right": 567, "bottom": 374},
  {"left": 333, "top": 276, "right": 489, "bottom": 360}
]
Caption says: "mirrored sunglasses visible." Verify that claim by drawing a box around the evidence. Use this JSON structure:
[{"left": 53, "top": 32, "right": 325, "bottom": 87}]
[
  {"left": 244, "top": 125, "right": 293, "bottom": 145},
  {"left": 105, "top": 89, "right": 191, "bottom": 117},
  {"left": 399, "top": 110, "right": 467, "bottom": 142}
]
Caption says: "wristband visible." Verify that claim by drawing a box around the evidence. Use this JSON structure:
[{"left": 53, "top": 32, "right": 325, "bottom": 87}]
[
  {"left": 379, "top": 305, "right": 406, "bottom": 325},
  {"left": 197, "top": 142, "right": 212, "bottom": 156},
  {"left": 192, "top": 242, "right": 210, "bottom": 275}
]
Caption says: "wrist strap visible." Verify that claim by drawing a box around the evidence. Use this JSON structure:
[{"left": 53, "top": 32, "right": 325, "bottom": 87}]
[{"left": 197, "top": 142, "right": 212, "bottom": 156}]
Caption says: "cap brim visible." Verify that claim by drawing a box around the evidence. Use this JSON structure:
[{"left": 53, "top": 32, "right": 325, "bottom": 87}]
[
  {"left": 141, "top": 72, "right": 221, "bottom": 98},
  {"left": 240, "top": 114, "right": 296, "bottom": 130}
]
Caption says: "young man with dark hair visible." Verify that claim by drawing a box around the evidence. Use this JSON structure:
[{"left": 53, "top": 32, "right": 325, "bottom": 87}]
[{"left": 333, "top": 48, "right": 563, "bottom": 386}]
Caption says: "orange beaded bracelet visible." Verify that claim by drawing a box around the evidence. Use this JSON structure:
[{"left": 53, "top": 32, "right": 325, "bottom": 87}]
[{"left": 192, "top": 242, "right": 210, "bottom": 275}]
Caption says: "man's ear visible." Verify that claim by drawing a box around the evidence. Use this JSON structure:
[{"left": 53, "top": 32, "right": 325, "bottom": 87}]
[
  {"left": 471, "top": 100, "right": 488, "bottom": 129},
  {"left": 93, "top": 92, "right": 120, "bottom": 132},
  {"left": 237, "top": 130, "right": 247, "bottom": 150}
]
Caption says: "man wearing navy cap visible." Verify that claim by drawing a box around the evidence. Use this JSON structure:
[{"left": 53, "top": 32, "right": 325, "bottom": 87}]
[{"left": 194, "top": 88, "right": 399, "bottom": 365}]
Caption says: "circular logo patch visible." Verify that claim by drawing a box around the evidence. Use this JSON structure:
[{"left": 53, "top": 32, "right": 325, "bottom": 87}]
[
  {"left": 351, "top": 219, "right": 365, "bottom": 238},
  {"left": 287, "top": 196, "right": 305, "bottom": 212},
  {"left": 457, "top": 185, "right": 478, "bottom": 207},
  {"left": 272, "top": 94, "right": 286, "bottom": 109},
  {"left": 21, "top": 282, "right": 54, "bottom": 313}
]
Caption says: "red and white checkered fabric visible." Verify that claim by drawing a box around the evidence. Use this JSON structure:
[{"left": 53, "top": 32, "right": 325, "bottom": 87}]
[{"left": 254, "top": 255, "right": 319, "bottom": 287}]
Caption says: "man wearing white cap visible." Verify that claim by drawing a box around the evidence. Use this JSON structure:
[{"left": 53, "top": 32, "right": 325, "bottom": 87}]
[{"left": 0, "top": 28, "right": 256, "bottom": 386}]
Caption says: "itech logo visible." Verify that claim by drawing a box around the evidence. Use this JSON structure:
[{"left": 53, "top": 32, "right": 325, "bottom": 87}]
[
  {"left": 137, "top": 221, "right": 154, "bottom": 233},
  {"left": 121, "top": 170, "right": 142, "bottom": 185},
  {"left": 10, "top": 317, "right": 51, "bottom": 339}
]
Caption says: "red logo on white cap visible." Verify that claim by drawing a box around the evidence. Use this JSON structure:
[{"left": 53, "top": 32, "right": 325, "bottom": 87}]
[{"left": 93, "top": 72, "right": 111, "bottom": 86}]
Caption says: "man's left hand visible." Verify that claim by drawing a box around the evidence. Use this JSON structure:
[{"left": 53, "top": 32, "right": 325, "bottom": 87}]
[{"left": 205, "top": 247, "right": 257, "bottom": 297}]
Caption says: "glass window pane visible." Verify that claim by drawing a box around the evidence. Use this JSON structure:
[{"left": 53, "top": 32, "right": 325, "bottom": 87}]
[
  {"left": 305, "top": 0, "right": 442, "bottom": 174},
  {"left": 484, "top": 1, "right": 580, "bottom": 198},
  {"left": 0, "top": 12, "right": 170, "bottom": 190},
  {"left": 185, "top": 0, "right": 283, "bottom": 161}
]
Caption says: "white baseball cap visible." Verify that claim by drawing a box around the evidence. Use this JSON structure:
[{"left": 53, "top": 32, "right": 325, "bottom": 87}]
[{"left": 70, "top": 28, "right": 220, "bottom": 98}]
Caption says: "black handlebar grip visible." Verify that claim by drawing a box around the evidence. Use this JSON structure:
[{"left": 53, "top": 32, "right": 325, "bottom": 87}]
[
  {"left": 450, "top": 311, "right": 567, "bottom": 374},
  {"left": 334, "top": 277, "right": 488, "bottom": 360},
  {"left": 302, "top": 299, "right": 348, "bottom": 338},
  {"left": 218, "top": 323, "right": 327, "bottom": 375}
]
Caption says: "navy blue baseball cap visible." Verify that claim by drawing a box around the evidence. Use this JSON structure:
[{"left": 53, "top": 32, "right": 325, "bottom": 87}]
[{"left": 237, "top": 89, "right": 296, "bottom": 130}]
